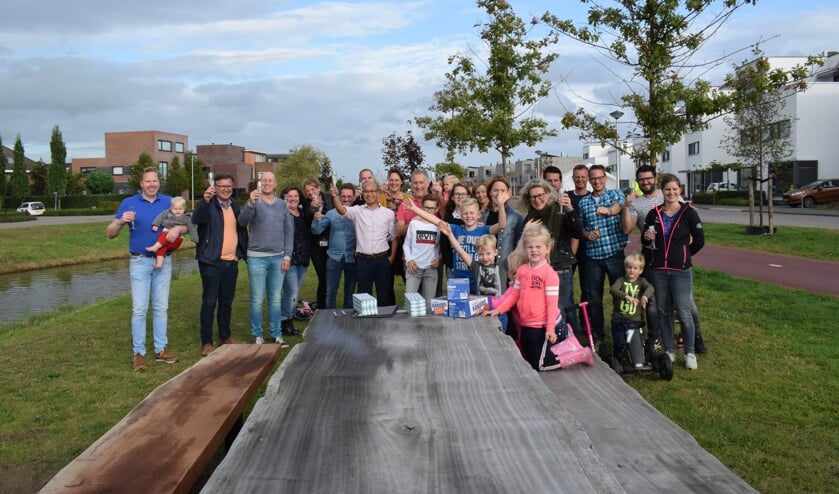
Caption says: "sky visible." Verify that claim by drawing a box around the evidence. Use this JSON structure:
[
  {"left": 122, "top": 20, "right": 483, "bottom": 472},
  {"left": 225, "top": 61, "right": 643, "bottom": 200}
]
[{"left": 2, "top": 0, "right": 838, "bottom": 182}]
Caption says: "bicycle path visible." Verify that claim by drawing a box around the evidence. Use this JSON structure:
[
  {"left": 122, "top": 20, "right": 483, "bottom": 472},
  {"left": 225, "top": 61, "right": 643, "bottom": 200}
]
[{"left": 628, "top": 234, "right": 839, "bottom": 298}]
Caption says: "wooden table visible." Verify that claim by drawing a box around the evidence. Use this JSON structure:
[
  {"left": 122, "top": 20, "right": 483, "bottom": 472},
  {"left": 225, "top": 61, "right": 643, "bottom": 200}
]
[{"left": 203, "top": 311, "right": 623, "bottom": 493}]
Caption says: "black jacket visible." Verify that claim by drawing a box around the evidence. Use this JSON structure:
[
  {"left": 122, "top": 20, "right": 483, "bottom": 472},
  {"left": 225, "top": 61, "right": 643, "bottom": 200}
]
[
  {"left": 524, "top": 202, "right": 581, "bottom": 271},
  {"left": 642, "top": 203, "right": 704, "bottom": 270},
  {"left": 192, "top": 197, "right": 248, "bottom": 263}
]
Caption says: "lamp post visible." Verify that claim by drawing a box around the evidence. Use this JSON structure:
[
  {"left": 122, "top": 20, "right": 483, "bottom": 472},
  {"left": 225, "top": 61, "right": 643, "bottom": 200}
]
[
  {"left": 189, "top": 153, "right": 194, "bottom": 209},
  {"left": 610, "top": 110, "right": 624, "bottom": 190}
]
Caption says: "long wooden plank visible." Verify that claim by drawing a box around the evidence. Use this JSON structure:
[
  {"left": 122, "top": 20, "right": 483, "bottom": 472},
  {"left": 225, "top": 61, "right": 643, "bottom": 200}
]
[
  {"left": 541, "top": 363, "right": 758, "bottom": 493},
  {"left": 40, "top": 344, "right": 282, "bottom": 494},
  {"left": 203, "top": 311, "right": 625, "bottom": 493}
]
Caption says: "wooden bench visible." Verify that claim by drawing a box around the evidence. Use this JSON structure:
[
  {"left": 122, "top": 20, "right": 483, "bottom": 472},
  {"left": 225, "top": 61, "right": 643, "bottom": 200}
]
[{"left": 40, "top": 344, "right": 282, "bottom": 494}]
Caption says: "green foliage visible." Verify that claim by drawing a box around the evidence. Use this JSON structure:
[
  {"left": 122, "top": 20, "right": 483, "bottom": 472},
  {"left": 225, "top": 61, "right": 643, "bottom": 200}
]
[
  {"left": 416, "top": 0, "right": 558, "bottom": 166},
  {"left": 128, "top": 152, "right": 156, "bottom": 189},
  {"left": 47, "top": 125, "right": 68, "bottom": 196},
  {"left": 184, "top": 152, "right": 208, "bottom": 200},
  {"left": 66, "top": 172, "right": 87, "bottom": 195},
  {"left": 434, "top": 161, "right": 465, "bottom": 180},
  {"left": 29, "top": 161, "right": 48, "bottom": 195},
  {"left": 542, "top": 0, "right": 758, "bottom": 167},
  {"left": 0, "top": 135, "right": 6, "bottom": 200},
  {"left": 8, "top": 135, "right": 31, "bottom": 205},
  {"left": 165, "top": 155, "right": 190, "bottom": 197},
  {"left": 275, "top": 145, "right": 331, "bottom": 192},
  {"left": 85, "top": 171, "right": 115, "bottom": 194},
  {"left": 382, "top": 130, "right": 426, "bottom": 178}
]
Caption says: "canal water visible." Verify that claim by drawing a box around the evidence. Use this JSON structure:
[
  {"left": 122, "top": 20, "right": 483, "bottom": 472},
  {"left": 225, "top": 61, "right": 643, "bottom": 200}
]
[{"left": 0, "top": 251, "right": 198, "bottom": 324}]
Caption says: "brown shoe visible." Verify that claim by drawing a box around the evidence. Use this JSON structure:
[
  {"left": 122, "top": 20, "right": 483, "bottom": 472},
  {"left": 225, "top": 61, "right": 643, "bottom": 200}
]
[
  {"left": 155, "top": 348, "right": 178, "bottom": 364},
  {"left": 133, "top": 353, "right": 147, "bottom": 372},
  {"left": 219, "top": 339, "right": 237, "bottom": 345},
  {"left": 201, "top": 344, "right": 213, "bottom": 357}
]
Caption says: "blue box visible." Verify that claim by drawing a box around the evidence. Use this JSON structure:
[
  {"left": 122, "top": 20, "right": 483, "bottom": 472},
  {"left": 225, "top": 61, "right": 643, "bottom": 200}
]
[
  {"left": 447, "top": 296, "right": 489, "bottom": 318},
  {"left": 446, "top": 278, "right": 470, "bottom": 301}
]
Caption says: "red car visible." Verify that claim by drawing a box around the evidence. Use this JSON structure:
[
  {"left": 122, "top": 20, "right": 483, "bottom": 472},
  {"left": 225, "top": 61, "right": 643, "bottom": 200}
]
[{"left": 783, "top": 179, "right": 839, "bottom": 208}]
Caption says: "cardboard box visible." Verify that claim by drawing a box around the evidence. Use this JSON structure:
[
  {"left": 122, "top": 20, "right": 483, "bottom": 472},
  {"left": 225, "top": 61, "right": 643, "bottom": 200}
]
[
  {"left": 430, "top": 296, "right": 449, "bottom": 316},
  {"left": 446, "top": 278, "right": 470, "bottom": 301},
  {"left": 448, "top": 296, "right": 489, "bottom": 318}
]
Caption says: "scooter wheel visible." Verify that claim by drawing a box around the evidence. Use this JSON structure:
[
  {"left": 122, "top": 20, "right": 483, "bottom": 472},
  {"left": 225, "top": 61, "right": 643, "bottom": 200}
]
[
  {"left": 609, "top": 356, "right": 622, "bottom": 375},
  {"left": 657, "top": 353, "right": 674, "bottom": 381}
]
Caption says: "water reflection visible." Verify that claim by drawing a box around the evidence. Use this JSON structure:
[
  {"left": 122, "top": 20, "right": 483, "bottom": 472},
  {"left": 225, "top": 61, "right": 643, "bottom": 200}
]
[{"left": 0, "top": 251, "right": 197, "bottom": 323}]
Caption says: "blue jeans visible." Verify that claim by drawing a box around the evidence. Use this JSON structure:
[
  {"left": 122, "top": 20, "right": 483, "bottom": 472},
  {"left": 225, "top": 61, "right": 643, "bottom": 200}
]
[
  {"left": 199, "top": 260, "right": 239, "bottom": 345},
  {"left": 356, "top": 256, "right": 394, "bottom": 306},
  {"left": 247, "top": 255, "right": 285, "bottom": 339},
  {"left": 281, "top": 264, "right": 309, "bottom": 321},
  {"left": 326, "top": 256, "right": 357, "bottom": 309},
  {"left": 582, "top": 251, "right": 626, "bottom": 342},
  {"left": 130, "top": 255, "right": 172, "bottom": 355},
  {"left": 649, "top": 269, "right": 696, "bottom": 354},
  {"left": 556, "top": 269, "right": 578, "bottom": 338}
]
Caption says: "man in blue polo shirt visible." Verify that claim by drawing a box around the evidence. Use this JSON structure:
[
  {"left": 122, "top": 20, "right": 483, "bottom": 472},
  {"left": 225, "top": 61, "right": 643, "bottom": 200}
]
[{"left": 107, "top": 167, "right": 184, "bottom": 371}]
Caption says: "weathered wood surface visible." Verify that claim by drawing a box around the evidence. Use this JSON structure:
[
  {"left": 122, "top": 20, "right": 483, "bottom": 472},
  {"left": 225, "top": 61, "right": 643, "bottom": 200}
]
[
  {"left": 40, "top": 344, "right": 282, "bottom": 494},
  {"left": 541, "top": 364, "right": 758, "bottom": 493},
  {"left": 203, "top": 312, "right": 625, "bottom": 493}
]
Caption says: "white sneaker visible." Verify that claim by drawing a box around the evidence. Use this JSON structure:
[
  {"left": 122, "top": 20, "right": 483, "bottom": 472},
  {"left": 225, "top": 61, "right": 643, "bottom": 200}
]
[
  {"left": 685, "top": 353, "right": 698, "bottom": 370},
  {"left": 667, "top": 351, "right": 676, "bottom": 363},
  {"left": 254, "top": 337, "right": 264, "bottom": 344},
  {"left": 274, "top": 337, "right": 289, "bottom": 349}
]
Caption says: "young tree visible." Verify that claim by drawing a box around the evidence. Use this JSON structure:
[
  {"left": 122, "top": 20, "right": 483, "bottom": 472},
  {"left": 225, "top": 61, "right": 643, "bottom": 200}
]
[
  {"left": 183, "top": 152, "right": 207, "bottom": 206},
  {"left": 319, "top": 157, "right": 334, "bottom": 188},
  {"left": 433, "top": 162, "right": 465, "bottom": 181},
  {"left": 416, "top": 0, "right": 559, "bottom": 167},
  {"left": 275, "top": 145, "right": 330, "bottom": 192},
  {"left": 721, "top": 47, "right": 816, "bottom": 233},
  {"left": 85, "top": 171, "right": 115, "bottom": 194},
  {"left": 382, "top": 130, "right": 426, "bottom": 178},
  {"left": 66, "top": 172, "right": 87, "bottom": 196},
  {"left": 165, "top": 155, "right": 190, "bottom": 197},
  {"left": 30, "top": 161, "right": 48, "bottom": 195},
  {"left": 48, "top": 125, "right": 68, "bottom": 197},
  {"left": 0, "top": 136, "right": 7, "bottom": 205},
  {"left": 128, "top": 152, "right": 157, "bottom": 189},
  {"left": 542, "top": 0, "right": 759, "bottom": 168},
  {"left": 8, "top": 135, "right": 31, "bottom": 205}
]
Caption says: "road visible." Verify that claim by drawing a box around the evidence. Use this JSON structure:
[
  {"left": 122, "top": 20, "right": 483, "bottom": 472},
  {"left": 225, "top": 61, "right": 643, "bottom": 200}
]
[{"left": 0, "top": 215, "right": 111, "bottom": 230}]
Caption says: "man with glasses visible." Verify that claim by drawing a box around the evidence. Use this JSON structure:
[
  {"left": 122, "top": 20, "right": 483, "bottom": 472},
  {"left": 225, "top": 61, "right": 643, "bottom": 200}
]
[
  {"left": 622, "top": 165, "right": 707, "bottom": 354},
  {"left": 193, "top": 173, "right": 249, "bottom": 357},
  {"left": 578, "top": 164, "right": 627, "bottom": 355},
  {"left": 331, "top": 180, "right": 397, "bottom": 306}
]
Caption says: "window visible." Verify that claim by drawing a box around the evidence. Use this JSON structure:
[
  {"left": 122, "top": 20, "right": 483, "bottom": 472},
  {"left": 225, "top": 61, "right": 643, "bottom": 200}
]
[
  {"left": 662, "top": 150, "right": 671, "bottom": 162},
  {"left": 81, "top": 167, "right": 96, "bottom": 175},
  {"left": 769, "top": 120, "right": 791, "bottom": 140},
  {"left": 688, "top": 141, "right": 700, "bottom": 155},
  {"left": 112, "top": 166, "right": 124, "bottom": 175},
  {"left": 159, "top": 162, "right": 168, "bottom": 180},
  {"left": 158, "top": 140, "right": 173, "bottom": 152},
  {"left": 175, "top": 142, "right": 185, "bottom": 153}
]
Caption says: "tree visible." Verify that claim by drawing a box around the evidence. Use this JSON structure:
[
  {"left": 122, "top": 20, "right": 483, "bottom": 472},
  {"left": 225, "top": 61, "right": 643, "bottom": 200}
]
[
  {"left": 275, "top": 145, "right": 331, "bottom": 192},
  {"left": 318, "top": 157, "right": 335, "bottom": 188},
  {"left": 433, "top": 162, "right": 465, "bottom": 180},
  {"left": 30, "top": 161, "right": 48, "bottom": 195},
  {"left": 47, "top": 125, "right": 68, "bottom": 197},
  {"left": 85, "top": 171, "right": 115, "bottom": 194},
  {"left": 66, "top": 172, "right": 87, "bottom": 196},
  {"left": 416, "top": 0, "right": 559, "bottom": 167},
  {"left": 183, "top": 152, "right": 207, "bottom": 206},
  {"left": 720, "top": 47, "right": 816, "bottom": 233},
  {"left": 0, "top": 136, "right": 7, "bottom": 205},
  {"left": 129, "top": 152, "right": 157, "bottom": 189},
  {"left": 165, "top": 155, "right": 190, "bottom": 197},
  {"left": 382, "top": 130, "right": 426, "bottom": 178},
  {"left": 542, "top": 0, "right": 760, "bottom": 168},
  {"left": 8, "top": 135, "right": 31, "bottom": 205}
]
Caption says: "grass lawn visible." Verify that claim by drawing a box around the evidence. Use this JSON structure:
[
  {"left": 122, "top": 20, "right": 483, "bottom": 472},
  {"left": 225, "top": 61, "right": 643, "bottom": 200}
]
[{"left": 0, "top": 221, "right": 836, "bottom": 493}]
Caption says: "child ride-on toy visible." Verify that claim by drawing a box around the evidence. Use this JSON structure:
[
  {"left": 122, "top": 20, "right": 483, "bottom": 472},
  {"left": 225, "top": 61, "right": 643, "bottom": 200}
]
[{"left": 609, "top": 322, "right": 673, "bottom": 381}]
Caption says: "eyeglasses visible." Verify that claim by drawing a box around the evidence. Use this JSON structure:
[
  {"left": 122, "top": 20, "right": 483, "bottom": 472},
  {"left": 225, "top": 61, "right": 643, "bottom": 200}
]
[
  {"left": 453, "top": 192, "right": 468, "bottom": 197},
  {"left": 637, "top": 176, "right": 656, "bottom": 182},
  {"left": 423, "top": 206, "right": 438, "bottom": 211},
  {"left": 589, "top": 176, "right": 606, "bottom": 182},
  {"left": 530, "top": 192, "right": 549, "bottom": 200}
]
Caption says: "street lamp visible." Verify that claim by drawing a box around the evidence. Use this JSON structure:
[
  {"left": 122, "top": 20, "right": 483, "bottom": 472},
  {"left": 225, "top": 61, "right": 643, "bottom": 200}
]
[
  {"left": 610, "top": 110, "right": 624, "bottom": 190},
  {"left": 189, "top": 153, "right": 194, "bottom": 209}
]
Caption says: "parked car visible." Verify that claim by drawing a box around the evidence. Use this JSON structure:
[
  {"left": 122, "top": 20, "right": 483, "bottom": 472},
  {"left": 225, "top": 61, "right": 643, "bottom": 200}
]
[
  {"left": 783, "top": 179, "right": 839, "bottom": 208},
  {"left": 16, "top": 201, "right": 46, "bottom": 216},
  {"left": 706, "top": 182, "right": 739, "bottom": 193}
]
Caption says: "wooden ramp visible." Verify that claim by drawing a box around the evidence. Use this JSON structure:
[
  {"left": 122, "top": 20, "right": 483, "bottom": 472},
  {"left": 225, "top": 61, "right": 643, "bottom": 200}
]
[{"left": 203, "top": 312, "right": 755, "bottom": 493}]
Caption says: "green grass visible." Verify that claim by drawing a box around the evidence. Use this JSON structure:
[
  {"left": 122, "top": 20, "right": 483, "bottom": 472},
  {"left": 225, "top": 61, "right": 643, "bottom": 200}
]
[
  {"left": 703, "top": 223, "right": 839, "bottom": 262},
  {"left": 0, "top": 221, "right": 836, "bottom": 493}
]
